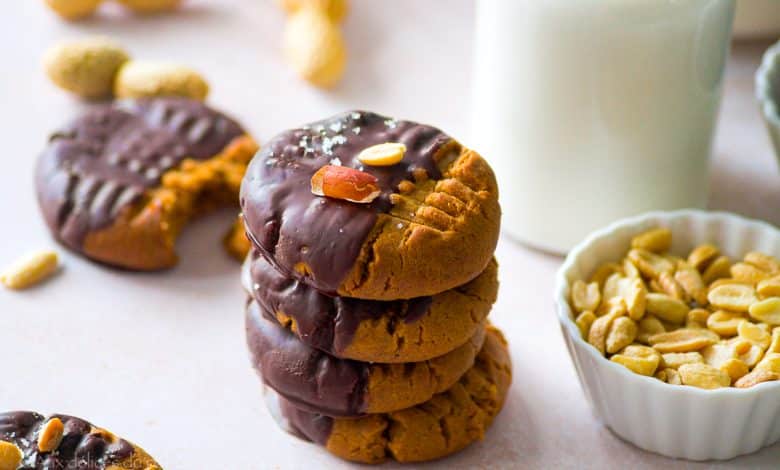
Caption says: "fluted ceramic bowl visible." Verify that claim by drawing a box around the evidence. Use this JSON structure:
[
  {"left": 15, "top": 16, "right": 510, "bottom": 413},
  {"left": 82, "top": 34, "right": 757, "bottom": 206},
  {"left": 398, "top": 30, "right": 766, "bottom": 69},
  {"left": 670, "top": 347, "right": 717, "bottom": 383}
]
[
  {"left": 757, "top": 39, "right": 780, "bottom": 165},
  {"left": 555, "top": 210, "right": 780, "bottom": 460}
]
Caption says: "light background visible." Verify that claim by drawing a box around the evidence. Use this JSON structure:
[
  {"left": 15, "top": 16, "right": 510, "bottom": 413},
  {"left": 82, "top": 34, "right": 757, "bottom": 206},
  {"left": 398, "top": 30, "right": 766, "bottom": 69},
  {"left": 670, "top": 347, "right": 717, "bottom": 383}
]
[{"left": 0, "top": 1, "right": 778, "bottom": 468}]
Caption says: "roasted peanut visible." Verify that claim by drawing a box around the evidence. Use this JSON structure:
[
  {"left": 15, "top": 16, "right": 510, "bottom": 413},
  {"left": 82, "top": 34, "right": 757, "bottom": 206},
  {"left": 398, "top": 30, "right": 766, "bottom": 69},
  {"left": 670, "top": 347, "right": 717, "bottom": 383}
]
[
  {"left": 702, "top": 343, "right": 736, "bottom": 369},
  {"left": 606, "top": 317, "right": 638, "bottom": 354},
  {"left": 645, "top": 293, "right": 688, "bottom": 324},
  {"left": 648, "top": 328, "right": 718, "bottom": 353},
  {"left": 748, "top": 297, "right": 780, "bottom": 326},
  {"left": 658, "top": 271, "right": 687, "bottom": 302},
  {"left": 730, "top": 262, "right": 769, "bottom": 284},
  {"left": 571, "top": 280, "right": 601, "bottom": 313},
  {"left": 628, "top": 249, "right": 674, "bottom": 279},
  {"left": 589, "top": 263, "right": 621, "bottom": 288},
  {"left": 757, "top": 276, "right": 780, "bottom": 297},
  {"left": 770, "top": 327, "right": 780, "bottom": 353},
  {"left": 588, "top": 307, "right": 625, "bottom": 355},
  {"left": 630, "top": 228, "right": 672, "bottom": 253},
  {"left": 745, "top": 251, "right": 780, "bottom": 273},
  {"left": 283, "top": 6, "right": 347, "bottom": 88},
  {"left": 310, "top": 165, "right": 380, "bottom": 203},
  {"left": 665, "top": 367, "right": 682, "bottom": 385},
  {"left": 357, "top": 143, "right": 406, "bottom": 167},
  {"left": 688, "top": 244, "right": 720, "bottom": 271},
  {"left": 610, "top": 345, "right": 660, "bottom": 376},
  {"left": 686, "top": 308, "right": 711, "bottom": 329},
  {"left": 735, "top": 369, "right": 780, "bottom": 388},
  {"left": 278, "top": 0, "right": 349, "bottom": 23},
  {"left": 675, "top": 264, "right": 708, "bottom": 305},
  {"left": 0, "top": 441, "right": 22, "bottom": 470},
  {"left": 660, "top": 352, "right": 703, "bottom": 369},
  {"left": 623, "top": 258, "right": 641, "bottom": 279},
  {"left": 678, "top": 363, "right": 731, "bottom": 389},
  {"left": 706, "top": 310, "right": 746, "bottom": 337},
  {"left": 1, "top": 250, "right": 59, "bottom": 290},
  {"left": 755, "top": 352, "right": 780, "bottom": 374},
  {"left": 43, "top": 37, "right": 130, "bottom": 99},
  {"left": 737, "top": 320, "right": 772, "bottom": 350},
  {"left": 575, "top": 311, "right": 596, "bottom": 339},
  {"left": 702, "top": 256, "right": 732, "bottom": 284},
  {"left": 114, "top": 61, "right": 209, "bottom": 101},
  {"left": 707, "top": 283, "right": 757, "bottom": 312},
  {"left": 719, "top": 358, "right": 749, "bottom": 383},
  {"left": 38, "top": 417, "right": 64, "bottom": 453},
  {"left": 637, "top": 315, "right": 665, "bottom": 344}
]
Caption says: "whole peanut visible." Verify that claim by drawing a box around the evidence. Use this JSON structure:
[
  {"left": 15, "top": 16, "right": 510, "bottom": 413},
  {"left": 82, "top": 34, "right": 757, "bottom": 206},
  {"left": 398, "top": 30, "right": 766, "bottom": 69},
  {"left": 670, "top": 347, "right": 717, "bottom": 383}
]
[
  {"left": 45, "top": 0, "right": 103, "bottom": 20},
  {"left": 43, "top": 37, "right": 130, "bottom": 99}
]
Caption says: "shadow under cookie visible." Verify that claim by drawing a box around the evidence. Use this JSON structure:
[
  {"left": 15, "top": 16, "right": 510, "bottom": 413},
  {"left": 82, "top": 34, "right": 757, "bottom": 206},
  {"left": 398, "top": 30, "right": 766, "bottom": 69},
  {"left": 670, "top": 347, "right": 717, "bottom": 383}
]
[
  {"left": 243, "top": 249, "right": 498, "bottom": 363},
  {"left": 263, "top": 325, "right": 513, "bottom": 464}
]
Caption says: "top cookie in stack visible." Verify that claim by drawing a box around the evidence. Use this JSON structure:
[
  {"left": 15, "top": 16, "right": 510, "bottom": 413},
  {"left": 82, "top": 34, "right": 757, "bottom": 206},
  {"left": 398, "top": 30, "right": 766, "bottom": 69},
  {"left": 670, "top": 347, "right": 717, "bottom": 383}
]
[
  {"left": 239, "top": 111, "right": 508, "bottom": 464},
  {"left": 240, "top": 110, "right": 500, "bottom": 300}
]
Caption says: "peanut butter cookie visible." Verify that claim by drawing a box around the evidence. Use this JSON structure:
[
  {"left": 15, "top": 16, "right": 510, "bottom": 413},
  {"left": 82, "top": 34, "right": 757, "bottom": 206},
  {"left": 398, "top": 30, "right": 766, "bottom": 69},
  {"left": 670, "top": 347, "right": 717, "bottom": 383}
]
[
  {"left": 243, "top": 249, "right": 497, "bottom": 363},
  {"left": 240, "top": 111, "right": 500, "bottom": 300},
  {"left": 265, "top": 325, "right": 512, "bottom": 464},
  {"left": 0, "top": 411, "right": 160, "bottom": 469},
  {"left": 246, "top": 299, "right": 486, "bottom": 416},
  {"left": 36, "top": 97, "right": 258, "bottom": 270}
]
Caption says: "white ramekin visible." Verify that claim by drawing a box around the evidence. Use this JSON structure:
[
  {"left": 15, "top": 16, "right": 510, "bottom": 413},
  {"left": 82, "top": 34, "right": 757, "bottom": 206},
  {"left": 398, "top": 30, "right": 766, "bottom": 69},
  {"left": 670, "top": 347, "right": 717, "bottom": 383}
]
[{"left": 555, "top": 210, "right": 780, "bottom": 461}]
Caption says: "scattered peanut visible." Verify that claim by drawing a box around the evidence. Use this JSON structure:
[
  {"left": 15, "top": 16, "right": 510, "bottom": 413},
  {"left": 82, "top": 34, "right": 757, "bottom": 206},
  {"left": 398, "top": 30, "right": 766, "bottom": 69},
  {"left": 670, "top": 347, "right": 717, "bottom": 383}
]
[
  {"left": 0, "top": 441, "right": 22, "bottom": 470},
  {"left": 357, "top": 143, "right": 406, "bottom": 167},
  {"left": 678, "top": 363, "right": 731, "bottom": 389},
  {"left": 283, "top": 6, "right": 347, "bottom": 88},
  {"left": 43, "top": 37, "right": 130, "bottom": 99},
  {"left": 278, "top": 0, "right": 349, "bottom": 23},
  {"left": 38, "top": 417, "right": 64, "bottom": 453},
  {"left": 114, "top": 61, "right": 209, "bottom": 101},
  {"left": 571, "top": 227, "right": 780, "bottom": 389},
  {"left": 310, "top": 165, "right": 380, "bottom": 203},
  {"left": 45, "top": 0, "right": 102, "bottom": 20},
  {"left": 1, "top": 250, "right": 59, "bottom": 290}
]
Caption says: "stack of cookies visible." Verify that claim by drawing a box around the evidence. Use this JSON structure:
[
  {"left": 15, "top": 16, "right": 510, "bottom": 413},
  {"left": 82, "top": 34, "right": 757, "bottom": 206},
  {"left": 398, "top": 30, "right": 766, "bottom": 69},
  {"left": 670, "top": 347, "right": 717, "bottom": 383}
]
[{"left": 239, "top": 111, "right": 511, "bottom": 464}]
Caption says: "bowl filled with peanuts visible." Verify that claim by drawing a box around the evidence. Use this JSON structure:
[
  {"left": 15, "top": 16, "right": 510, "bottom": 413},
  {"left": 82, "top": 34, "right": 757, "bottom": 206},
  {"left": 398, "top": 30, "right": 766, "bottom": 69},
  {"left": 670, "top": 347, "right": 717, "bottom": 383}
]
[{"left": 555, "top": 210, "right": 780, "bottom": 460}]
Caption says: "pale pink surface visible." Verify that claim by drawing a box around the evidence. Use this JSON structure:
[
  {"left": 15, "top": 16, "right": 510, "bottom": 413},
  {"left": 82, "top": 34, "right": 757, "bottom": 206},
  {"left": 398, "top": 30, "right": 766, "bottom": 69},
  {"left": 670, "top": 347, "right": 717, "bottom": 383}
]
[{"left": 0, "top": 1, "right": 778, "bottom": 468}]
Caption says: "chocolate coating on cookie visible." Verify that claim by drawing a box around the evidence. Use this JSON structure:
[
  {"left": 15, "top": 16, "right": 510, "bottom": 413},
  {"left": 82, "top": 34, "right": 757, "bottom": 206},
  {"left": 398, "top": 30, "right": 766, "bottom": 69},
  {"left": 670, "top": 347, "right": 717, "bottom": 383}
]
[
  {"left": 36, "top": 97, "right": 244, "bottom": 251},
  {"left": 240, "top": 111, "right": 449, "bottom": 295},
  {"left": 0, "top": 412, "right": 134, "bottom": 469},
  {"left": 245, "top": 248, "right": 433, "bottom": 355}
]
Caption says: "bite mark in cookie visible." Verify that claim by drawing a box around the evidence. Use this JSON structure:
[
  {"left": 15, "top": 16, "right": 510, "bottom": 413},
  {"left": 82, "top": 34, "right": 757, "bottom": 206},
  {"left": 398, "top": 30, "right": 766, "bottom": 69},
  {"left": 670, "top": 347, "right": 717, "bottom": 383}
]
[{"left": 36, "top": 98, "right": 257, "bottom": 270}]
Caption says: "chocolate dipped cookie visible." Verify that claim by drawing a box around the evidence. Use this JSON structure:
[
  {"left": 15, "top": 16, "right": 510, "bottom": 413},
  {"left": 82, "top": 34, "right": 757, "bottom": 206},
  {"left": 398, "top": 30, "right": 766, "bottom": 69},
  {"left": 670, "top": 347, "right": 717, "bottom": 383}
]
[
  {"left": 265, "top": 325, "right": 512, "bottom": 464},
  {"left": 240, "top": 111, "right": 500, "bottom": 300},
  {"left": 246, "top": 299, "right": 487, "bottom": 416},
  {"left": 243, "top": 249, "right": 497, "bottom": 363},
  {"left": 36, "top": 97, "right": 258, "bottom": 270},
  {"left": 0, "top": 411, "right": 160, "bottom": 469}
]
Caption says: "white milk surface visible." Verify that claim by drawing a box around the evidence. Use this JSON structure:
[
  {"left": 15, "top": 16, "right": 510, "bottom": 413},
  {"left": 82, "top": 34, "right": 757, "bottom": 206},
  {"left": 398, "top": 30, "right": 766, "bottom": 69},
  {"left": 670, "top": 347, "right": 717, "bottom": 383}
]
[{"left": 472, "top": 0, "right": 735, "bottom": 253}]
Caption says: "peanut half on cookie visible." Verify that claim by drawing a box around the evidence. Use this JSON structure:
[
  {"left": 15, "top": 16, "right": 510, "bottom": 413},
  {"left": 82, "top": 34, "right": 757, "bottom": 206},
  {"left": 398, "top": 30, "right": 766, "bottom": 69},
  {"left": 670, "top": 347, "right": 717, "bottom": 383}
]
[
  {"left": 35, "top": 97, "right": 258, "bottom": 270},
  {"left": 240, "top": 111, "right": 500, "bottom": 300},
  {"left": 0, "top": 411, "right": 160, "bottom": 469}
]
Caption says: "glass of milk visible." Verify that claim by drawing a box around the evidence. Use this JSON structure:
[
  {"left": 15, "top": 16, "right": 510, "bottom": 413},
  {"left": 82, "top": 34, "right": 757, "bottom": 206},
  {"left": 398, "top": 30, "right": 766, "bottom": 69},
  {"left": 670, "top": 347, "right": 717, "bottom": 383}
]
[{"left": 471, "top": 0, "right": 735, "bottom": 254}]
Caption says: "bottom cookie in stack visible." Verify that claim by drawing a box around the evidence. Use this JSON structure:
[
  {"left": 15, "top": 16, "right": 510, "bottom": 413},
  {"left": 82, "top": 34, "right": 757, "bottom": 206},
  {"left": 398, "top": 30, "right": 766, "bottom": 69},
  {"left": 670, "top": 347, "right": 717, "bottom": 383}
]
[{"left": 259, "top": 323, "right": 512, "bottom": 464}]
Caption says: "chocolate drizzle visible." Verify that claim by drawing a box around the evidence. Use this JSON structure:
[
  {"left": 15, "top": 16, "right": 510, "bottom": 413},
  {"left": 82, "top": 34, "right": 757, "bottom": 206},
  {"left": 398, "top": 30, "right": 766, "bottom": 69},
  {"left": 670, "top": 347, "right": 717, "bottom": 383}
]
[
  {"left": 240, "top": 111, "right": 450, "bottom": 294},
  {"left": 245, "top": 299, "right": 371, "bottom": 416},
  {"left": 35, "top": 98, "right": 245, "bottom": 250},
  {"left": 244, "top": 248, "right": 434, "bottom": 355},
  {"left": 0, "top": 411, "right": 134, "bottom": 470}
]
